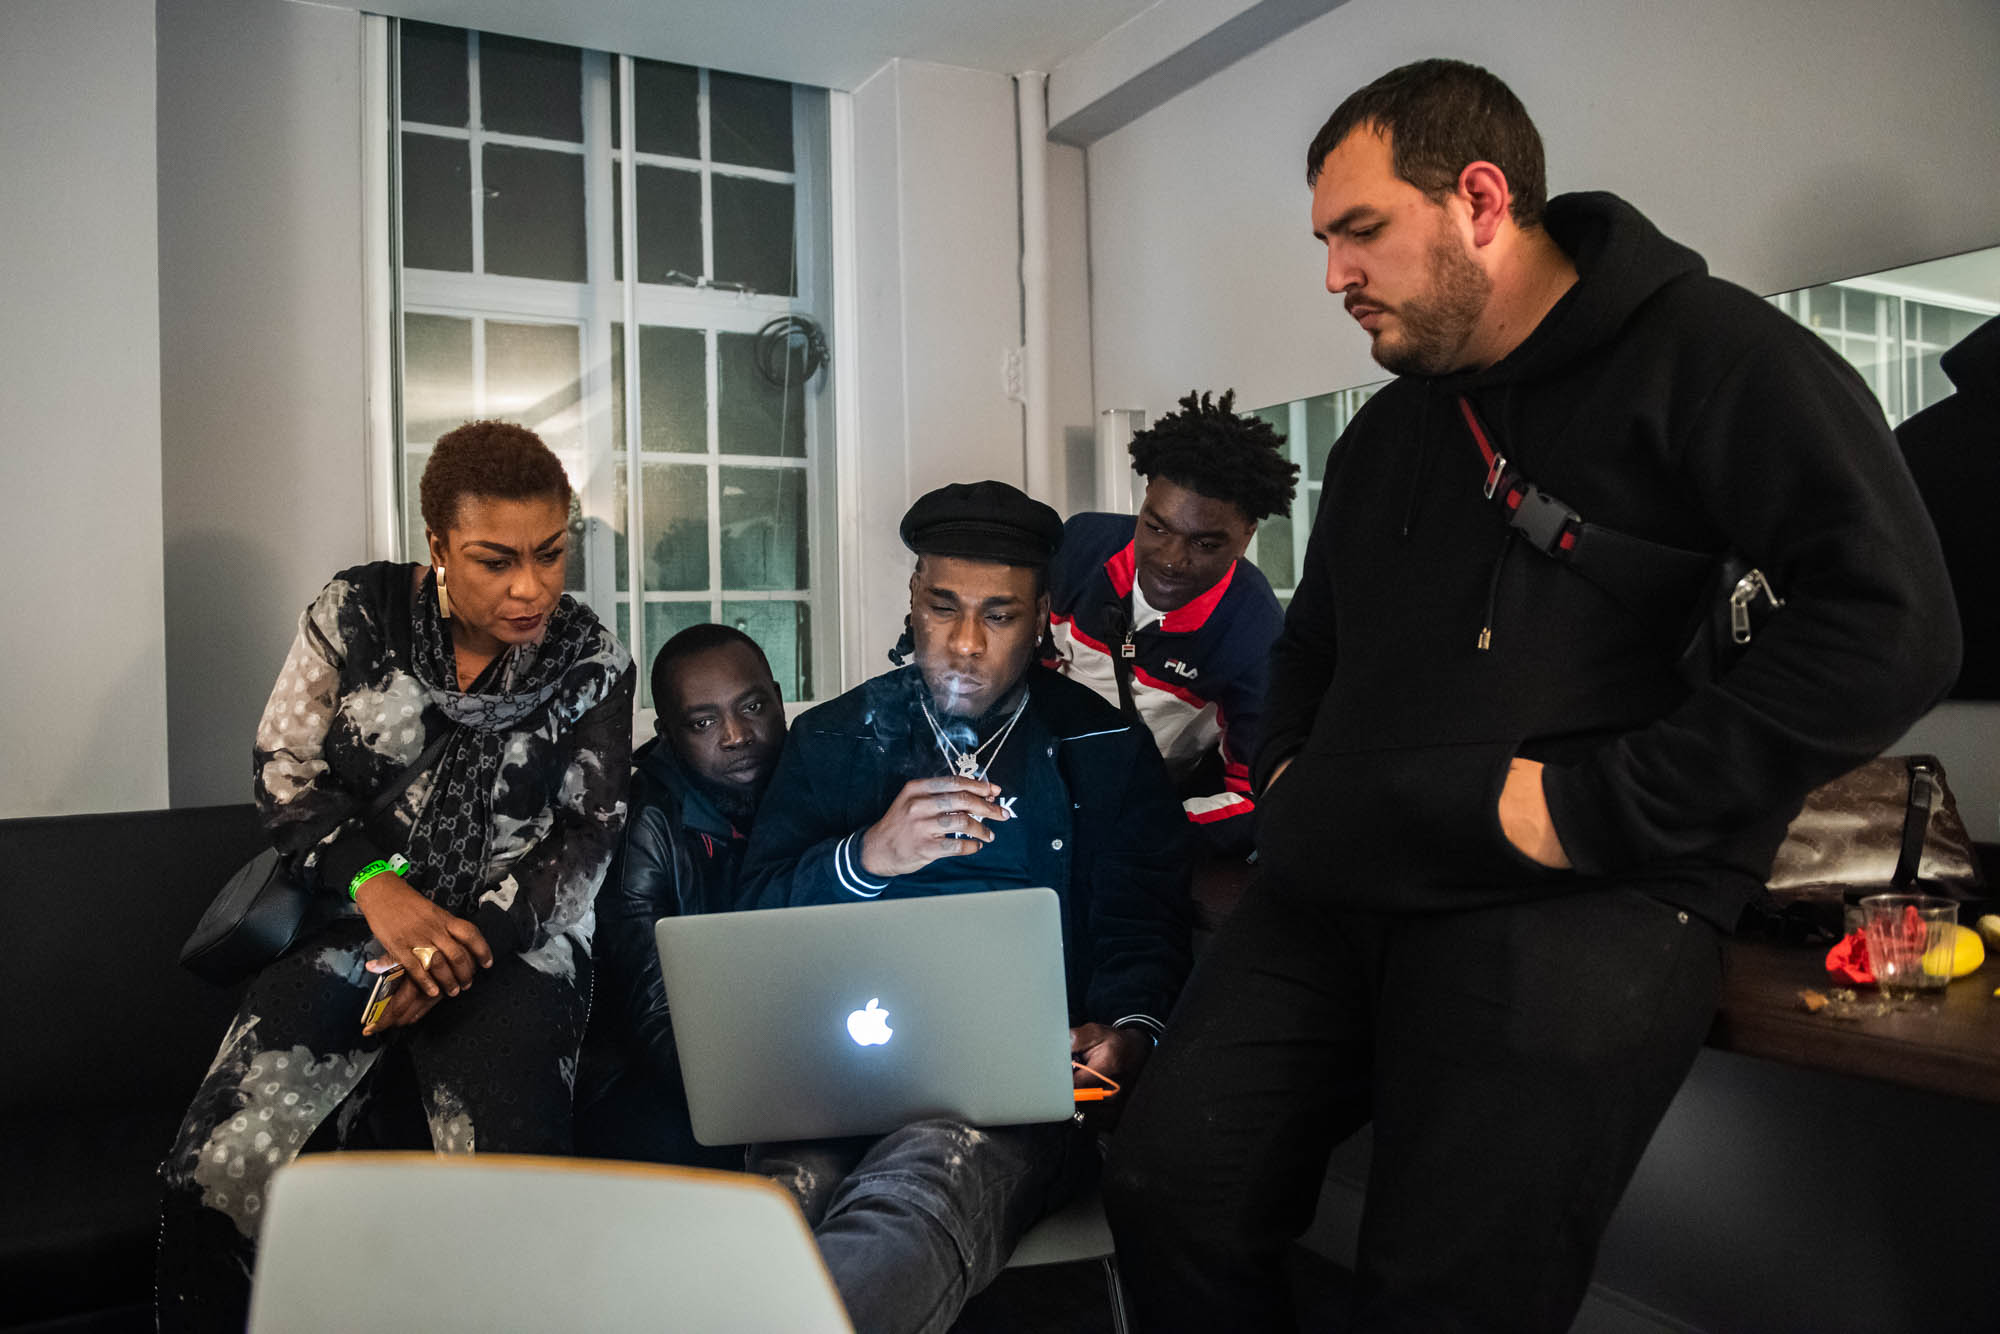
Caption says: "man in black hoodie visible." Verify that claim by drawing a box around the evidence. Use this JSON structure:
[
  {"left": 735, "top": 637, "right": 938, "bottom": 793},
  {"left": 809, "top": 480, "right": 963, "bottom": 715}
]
[
  {"left": 577, "top": 623, "right": 786, "bottom": 1167},
  {"left": 1103, "top": 59, "right": 1960, "bottom": 1333}
]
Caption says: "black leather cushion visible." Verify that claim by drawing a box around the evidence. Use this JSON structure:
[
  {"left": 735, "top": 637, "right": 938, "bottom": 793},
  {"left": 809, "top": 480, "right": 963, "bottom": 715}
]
[{"left": 0, "top": 805, "right": 265, "bottom": 1326}]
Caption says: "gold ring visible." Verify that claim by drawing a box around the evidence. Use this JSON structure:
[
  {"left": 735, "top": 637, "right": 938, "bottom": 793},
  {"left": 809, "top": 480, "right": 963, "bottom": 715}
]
[{"left": 412, "top": 946, "right": 438, "bottom": 970}]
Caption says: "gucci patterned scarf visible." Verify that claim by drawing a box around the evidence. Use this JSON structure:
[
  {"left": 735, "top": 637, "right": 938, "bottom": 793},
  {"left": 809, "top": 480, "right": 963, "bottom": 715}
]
[{"left": 403, "top": 570, "right": 593, "bottom": 912}]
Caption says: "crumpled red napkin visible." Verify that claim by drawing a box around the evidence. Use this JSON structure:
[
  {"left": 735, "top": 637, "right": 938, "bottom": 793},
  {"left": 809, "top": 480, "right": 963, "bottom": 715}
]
[{"left": 1826, "top": 931, "right": 1874, "bottom": 986}]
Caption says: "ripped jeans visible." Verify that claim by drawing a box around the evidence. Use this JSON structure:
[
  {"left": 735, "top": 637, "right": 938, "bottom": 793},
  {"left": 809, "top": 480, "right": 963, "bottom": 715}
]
[
  {"left": 155, "top": 917, "right": 588, "bottom": 1333},
  {"left": 750, "top": 1117, "right": 1090, "bottom": 1334}
]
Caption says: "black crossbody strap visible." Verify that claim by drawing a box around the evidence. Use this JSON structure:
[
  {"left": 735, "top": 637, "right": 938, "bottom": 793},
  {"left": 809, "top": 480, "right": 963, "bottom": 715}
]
[
  {"left": 360, "top": 727, "right": 456, "bottom": 826},
  {"left": 288, "top": 726, "right": 456, "bottom": 852},
  {"left": 1456, "top": 394, "right": 1715, "bottom": 618},
  {"left": 1104, "top": 599, "right": 1142, "bottom": 723}
]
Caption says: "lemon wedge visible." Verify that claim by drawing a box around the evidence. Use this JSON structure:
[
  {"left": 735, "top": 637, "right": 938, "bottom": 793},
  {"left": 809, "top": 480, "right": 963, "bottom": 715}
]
[{"left": 1920, "top": 925, "right": 1984, "bottom": 980}]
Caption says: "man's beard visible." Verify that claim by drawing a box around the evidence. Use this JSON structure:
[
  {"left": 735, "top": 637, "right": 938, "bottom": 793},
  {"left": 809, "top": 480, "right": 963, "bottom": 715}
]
[
  {"left": 684, "top": 763, "right": 770, "bottom": 828},
  {"left": 1370, "top": 225, "right": 1492, "bottom": 377}
]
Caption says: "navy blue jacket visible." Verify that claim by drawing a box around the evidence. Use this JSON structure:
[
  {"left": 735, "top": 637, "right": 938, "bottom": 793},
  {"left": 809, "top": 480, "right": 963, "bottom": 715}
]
[
  {"left": 737, "top": 666, "right": 1194, "bottom": 1036},
  {"left": 1046, "top": 512, "right": 1283, "bottom": 859}
]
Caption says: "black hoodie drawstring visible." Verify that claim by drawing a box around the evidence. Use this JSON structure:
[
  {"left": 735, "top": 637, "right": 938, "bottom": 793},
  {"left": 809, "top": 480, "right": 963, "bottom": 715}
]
[
  {"left": 1473, "top": 386, "right": 1520, "bottom": 652},
  {"left": 1478, "top": 532, "right": 1517, "bottom": 651}
]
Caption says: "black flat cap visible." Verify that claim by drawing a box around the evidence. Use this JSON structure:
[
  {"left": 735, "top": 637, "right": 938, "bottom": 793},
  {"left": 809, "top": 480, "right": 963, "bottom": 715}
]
[{"left": 899, "top": 480, "right": 1064, "bottom": 567}]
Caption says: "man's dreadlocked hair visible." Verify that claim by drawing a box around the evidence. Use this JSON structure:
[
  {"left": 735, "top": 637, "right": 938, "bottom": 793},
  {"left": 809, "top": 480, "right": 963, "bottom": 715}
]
[{"left": 1127, "top": 390, "right": 1299, "bottom": 522}]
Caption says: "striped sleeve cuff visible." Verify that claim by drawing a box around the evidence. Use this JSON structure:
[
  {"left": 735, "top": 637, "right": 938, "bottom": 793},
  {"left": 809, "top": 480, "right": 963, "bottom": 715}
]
[
  {"left": 1114, "top": 1014, "right": 1165, "bottom": 1044},
  {"left": 834, "top": 832, "right": 889, "bottom": 899}
]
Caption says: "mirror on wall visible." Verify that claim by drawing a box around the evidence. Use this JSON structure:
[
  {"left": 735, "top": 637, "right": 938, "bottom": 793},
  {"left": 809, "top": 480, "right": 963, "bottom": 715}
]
[{"left": 1248, "top": 245, "right": 2000, "bottom": 697}]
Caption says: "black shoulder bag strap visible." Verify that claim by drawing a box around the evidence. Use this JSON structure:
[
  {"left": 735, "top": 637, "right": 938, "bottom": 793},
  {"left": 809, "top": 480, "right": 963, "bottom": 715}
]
[
  {"left": 1102, "top": 598, "right": 1142, "bottom": 723},
  {"left": 1453, "top": 395, "right": 1718, "bottom": 613},
  {"left": 1453, "top": 395, "right": 1786, "bottom": 682},
  {"left": 1891, "top": 757, "right": 1939, "bottom": 890},
  {"left": 351, "top": 725, "right": 457, "bottom": 847}
]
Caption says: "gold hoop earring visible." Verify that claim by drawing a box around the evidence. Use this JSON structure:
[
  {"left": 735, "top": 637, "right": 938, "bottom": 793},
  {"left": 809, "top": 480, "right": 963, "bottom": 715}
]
[{"left": 435, "top": 566, "right": 453, "bottom": 620}]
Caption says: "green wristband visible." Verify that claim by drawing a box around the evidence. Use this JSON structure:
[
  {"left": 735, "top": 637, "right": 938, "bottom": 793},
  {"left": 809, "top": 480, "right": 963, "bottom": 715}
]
[{"left": 348, "top": 853, "right": 411, "bottom": 901}]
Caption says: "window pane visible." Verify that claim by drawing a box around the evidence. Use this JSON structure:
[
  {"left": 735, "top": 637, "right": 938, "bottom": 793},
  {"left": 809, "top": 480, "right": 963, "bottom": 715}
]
[
  {"left": 636, "top": 165, "right": 702, "bottom": 284},
  {"left": 641, "top": 325, "right": 707, "bottom": 454},
  {"left": 638, "top": 602, "right": 712, "bottom": 708},
  {"left": 1806, "top": 285, "right": 1841, "bottom": 331},
  {"left": 723, "top": 600, "right": 810, "bottom": 701},
  {"left": 404, "top": 313, "right": 473, "bottom": 444},
  {"left": 634, "top": 58, "right": 699, "bottom": 158},
  {"left": 1918, "top": 350, "right": 1950, "bottom": 410},
  {"left": 1946, "top": 305, "right": 1987, "bottom": 347},
  {"left": 1303, "top": 392, "right": 1343, "bottom": 482},
  {"left": 478, "top": 33, "right": 581, "bottom": 142},
  {"left": 642, "top": 462, "right": 710, "bottom": 591},
  {"left": 610, "top": 322, "right": 626, "bottom": 451},
  {"left": 709, "top": 70, "right": 792, "bottom": 170},
  {"left": 611, "top": 321, "right": 707, "bottom": 459},
  {"left": 720, "top": 466, "right": 807, "bottom": 590},
  {"left": 717, "top": 330, "right": 805, "bottom": 457},
  {"left": 1844, "top": 288, "right": 1882, "bottom": 336},
  {"left": 485, "top": 320, "right": 581, "bottom": 451},
  {"left": 1253, "top": 512, "right": 1295, "bottom": 591},
  {"left": 711, "top": 175, "right": 794, "bottom": 295},
  {"left": 404, "top": 451, "right": 430, "bottom": 558},
  {"left": 400, "top": 22, "right": 468, "bottom": 127},
  {"left": 483, "top": 145, "right": 585, "bottom": 281},
  {"left": 613, "top": 459, "right": 628, "bottom": 592},
  {"left": 402, "top": 133, "right": 471, "bottom": 272}
]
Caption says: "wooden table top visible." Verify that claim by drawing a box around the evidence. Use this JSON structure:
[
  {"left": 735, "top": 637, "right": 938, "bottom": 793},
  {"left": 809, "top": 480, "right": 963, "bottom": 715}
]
[{"left": 1709, "top": 937, "right": 2000, "bottom": 1104}]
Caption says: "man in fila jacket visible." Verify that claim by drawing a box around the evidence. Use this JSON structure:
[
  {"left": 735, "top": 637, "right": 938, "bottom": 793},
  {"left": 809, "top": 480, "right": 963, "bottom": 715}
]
[{"left": 1046, "top": 391, "right": 1299, "bottom": 858}]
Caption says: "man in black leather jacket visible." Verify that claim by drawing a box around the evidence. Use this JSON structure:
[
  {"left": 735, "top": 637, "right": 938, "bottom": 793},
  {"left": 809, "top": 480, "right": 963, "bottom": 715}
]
[{"left": 576, "top": 623, "right": 786, "bottom": 1166}]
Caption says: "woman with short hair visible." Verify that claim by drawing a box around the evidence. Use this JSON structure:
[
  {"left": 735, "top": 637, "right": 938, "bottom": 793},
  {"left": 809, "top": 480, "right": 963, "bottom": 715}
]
[{"left": 157, "top": 421, "right": 635, "bottom": 1330}]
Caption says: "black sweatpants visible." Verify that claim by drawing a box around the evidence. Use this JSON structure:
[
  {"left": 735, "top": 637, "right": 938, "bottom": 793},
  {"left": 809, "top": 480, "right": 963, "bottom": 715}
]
[
  {"left": 155, "top": 917, "right": 589, "bottom": 1333},
  {"left": 1103, "top": 876, "right": 1721, "bottom": 1334}
]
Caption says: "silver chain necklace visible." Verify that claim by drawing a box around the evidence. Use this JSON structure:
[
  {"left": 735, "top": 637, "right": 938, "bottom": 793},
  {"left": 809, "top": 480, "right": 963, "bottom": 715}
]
[{"left": 920, "top": 690, "right": 1029, "bottom": 780}]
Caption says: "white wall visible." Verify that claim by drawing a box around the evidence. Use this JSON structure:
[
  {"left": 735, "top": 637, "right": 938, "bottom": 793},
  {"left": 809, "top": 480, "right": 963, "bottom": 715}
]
[
  {"left": 1086, "top": 0, "right": 2000, "bottom": 417},
  {"left": 0, "top": 0, "right": 169, "bottom": 818},
  {"left": 845, "top": 59, "right": 1027, "bottom": 671},
  {"left": 156, "top": 0, "right": 372, "bottom": 808}
]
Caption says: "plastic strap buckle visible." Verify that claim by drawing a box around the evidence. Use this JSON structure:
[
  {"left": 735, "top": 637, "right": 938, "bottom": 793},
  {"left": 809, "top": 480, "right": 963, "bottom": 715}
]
[{"left": 1508, "top": 486, "right": 1581, "bottom": 557}]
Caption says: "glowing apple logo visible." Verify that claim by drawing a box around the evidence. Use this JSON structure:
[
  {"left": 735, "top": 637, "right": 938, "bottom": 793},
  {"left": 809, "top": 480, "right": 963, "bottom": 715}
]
[{"left": 846, "top": 997, "right": 893, "bottom": 1047}]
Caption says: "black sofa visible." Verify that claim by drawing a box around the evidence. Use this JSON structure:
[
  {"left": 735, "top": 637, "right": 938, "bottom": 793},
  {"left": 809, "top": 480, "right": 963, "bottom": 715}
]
[{"left": 1, "top": 805, "right": 265, "bottom": 1331}]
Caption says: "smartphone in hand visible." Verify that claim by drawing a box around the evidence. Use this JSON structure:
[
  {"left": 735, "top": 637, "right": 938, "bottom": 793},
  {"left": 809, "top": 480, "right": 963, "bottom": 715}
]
[{"left": 360, "top": 964, "right": 406, "bottom": 1030}]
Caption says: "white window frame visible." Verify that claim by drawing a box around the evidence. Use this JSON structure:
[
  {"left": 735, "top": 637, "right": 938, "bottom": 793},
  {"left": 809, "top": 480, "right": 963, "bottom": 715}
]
[{"left": 361, "top": 17, "right": 848, "bottom": 727}]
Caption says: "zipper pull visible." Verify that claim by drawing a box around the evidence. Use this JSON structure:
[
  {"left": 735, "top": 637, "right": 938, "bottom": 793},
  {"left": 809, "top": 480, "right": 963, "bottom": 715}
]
[
  {"left": 1729, "top": 569, "right": 1783, "bottom": 645},
  {"left": 1120, "top": 632, "right": 1136, "bottom": 660}
]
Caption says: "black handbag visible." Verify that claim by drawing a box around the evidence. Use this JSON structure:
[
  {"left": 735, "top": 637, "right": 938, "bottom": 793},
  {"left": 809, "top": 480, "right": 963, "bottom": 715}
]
[{"left": 179, "top": 730, "right": 453, "bottom": 985}]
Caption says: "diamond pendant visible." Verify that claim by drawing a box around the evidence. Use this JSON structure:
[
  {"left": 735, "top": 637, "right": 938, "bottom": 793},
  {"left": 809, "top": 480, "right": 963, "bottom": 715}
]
[{"left": 953, "top": 753, "right": 982, "bottom": 779}]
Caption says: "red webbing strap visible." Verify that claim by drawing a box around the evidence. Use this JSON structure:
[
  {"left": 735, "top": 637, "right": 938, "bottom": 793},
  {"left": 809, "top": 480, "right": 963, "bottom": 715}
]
[{"left": 1455, "top": 395, "right": 1578, "bottom": 554}]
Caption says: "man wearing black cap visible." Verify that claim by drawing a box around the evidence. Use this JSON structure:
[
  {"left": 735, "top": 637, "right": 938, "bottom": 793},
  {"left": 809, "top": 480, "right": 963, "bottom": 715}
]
[{"left": 738, "top": 479, "right": 1193, "bottom": 1334}]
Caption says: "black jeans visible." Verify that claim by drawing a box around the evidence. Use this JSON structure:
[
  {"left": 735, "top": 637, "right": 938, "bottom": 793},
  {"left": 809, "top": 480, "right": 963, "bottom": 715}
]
[
  {"left": 156, "top": 918, "right": 589, "bottom": 1333},
  {"left": 750, "top": 1118, "right": 1090, "bottom": 1334},
  {"left": 1103, "top": 877, "right": 1721, "bottom": 1334}
]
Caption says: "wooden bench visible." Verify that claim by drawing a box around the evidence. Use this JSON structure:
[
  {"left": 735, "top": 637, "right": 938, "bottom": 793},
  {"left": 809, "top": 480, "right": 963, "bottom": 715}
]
[{"left": 1710, "top": 935, "right": 2000, "bottom": 1104}]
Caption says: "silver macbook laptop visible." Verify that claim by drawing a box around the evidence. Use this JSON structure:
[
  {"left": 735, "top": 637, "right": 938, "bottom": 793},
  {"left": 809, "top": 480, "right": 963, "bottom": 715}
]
[{"left": 656, "top": 887, "right": 1075, "bottom": 1145}]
